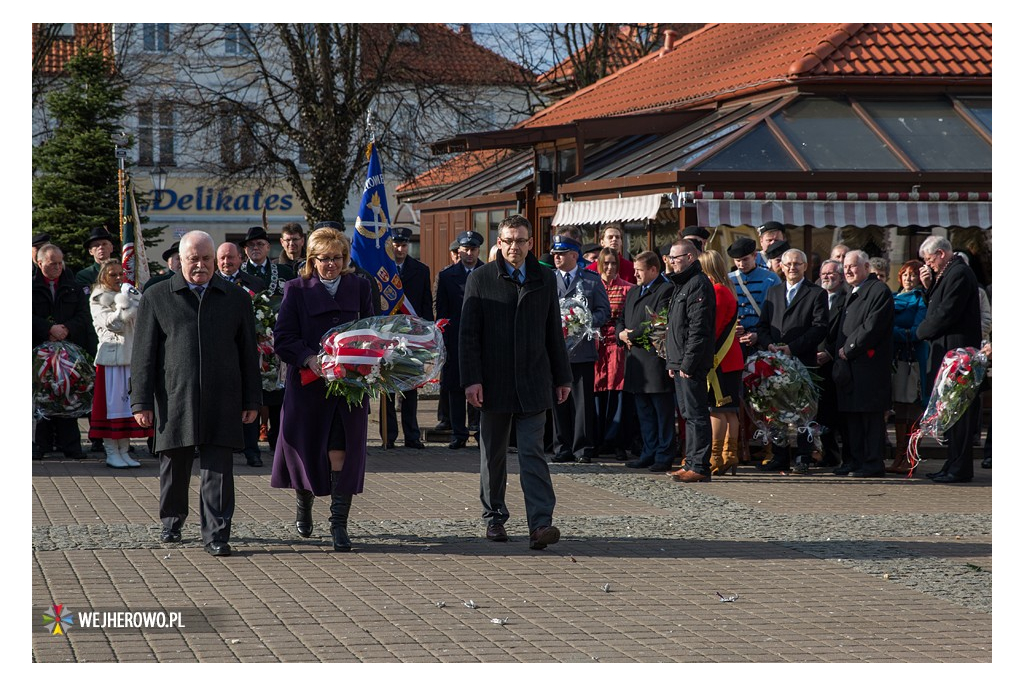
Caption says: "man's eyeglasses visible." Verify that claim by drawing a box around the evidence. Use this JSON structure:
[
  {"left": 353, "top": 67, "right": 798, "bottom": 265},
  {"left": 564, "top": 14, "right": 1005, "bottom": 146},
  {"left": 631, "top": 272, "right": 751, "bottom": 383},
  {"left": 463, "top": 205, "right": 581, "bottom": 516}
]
[
  {"left": 314, "top": 255, "right": 344, "bottom": 264},
  {"left": 498, "top": 238, "right": 529, "bottom": 247},
  {"left": 667, "top": 254, "right": 687, "bottom": 261}
]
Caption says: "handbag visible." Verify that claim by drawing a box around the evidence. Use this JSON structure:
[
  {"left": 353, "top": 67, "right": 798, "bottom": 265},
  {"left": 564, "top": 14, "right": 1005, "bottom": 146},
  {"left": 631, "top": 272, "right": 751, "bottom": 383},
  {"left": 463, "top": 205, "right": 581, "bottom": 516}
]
[{"left": 892, "top": 360, "right": 921, "bottom": 404}]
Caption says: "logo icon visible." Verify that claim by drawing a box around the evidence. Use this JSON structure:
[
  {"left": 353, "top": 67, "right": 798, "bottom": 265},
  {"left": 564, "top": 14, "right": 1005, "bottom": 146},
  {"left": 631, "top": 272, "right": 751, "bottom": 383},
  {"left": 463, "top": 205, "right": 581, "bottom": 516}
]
[{"left": 43, "top": 603, "right": 74, "bottom": 636}]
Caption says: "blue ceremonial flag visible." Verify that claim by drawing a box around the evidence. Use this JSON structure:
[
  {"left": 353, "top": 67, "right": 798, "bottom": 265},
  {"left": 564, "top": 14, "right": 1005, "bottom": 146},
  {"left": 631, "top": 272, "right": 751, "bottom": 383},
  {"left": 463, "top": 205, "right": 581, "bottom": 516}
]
[{"left": 350, "top": 142, "right": 414, "bottom": 316}]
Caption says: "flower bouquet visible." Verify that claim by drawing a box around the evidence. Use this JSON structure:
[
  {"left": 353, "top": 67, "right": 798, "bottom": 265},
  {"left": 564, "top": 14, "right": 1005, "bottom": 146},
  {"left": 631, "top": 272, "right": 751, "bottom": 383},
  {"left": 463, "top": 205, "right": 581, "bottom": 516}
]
[
  {"left": 742, "top": 350, "right": 821, "bottom": 447},
  {"left": 303, "top": 315, "right": 447, "bottom": 409},
  {"left": 251, "top": 290, "right": 284, "bottom": 391},
  {"left": 561, "top": 284, "right": 597, "bottom": 354},
  {"left": 32, "top": 341, "right": 94, "bottom": 419},
  {"left": 906, "top": 346, "right": 989, "bottom": 471},
  {"left": 633, "top": 306, "right": 668, "bottom": 359}
]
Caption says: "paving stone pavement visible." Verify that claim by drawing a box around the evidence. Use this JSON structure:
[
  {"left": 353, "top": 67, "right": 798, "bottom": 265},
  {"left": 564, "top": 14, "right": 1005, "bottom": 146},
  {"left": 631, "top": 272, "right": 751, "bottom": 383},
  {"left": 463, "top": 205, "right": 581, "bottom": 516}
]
[{"left": 31, "top": 409, "right": 993, "bottom": 664}]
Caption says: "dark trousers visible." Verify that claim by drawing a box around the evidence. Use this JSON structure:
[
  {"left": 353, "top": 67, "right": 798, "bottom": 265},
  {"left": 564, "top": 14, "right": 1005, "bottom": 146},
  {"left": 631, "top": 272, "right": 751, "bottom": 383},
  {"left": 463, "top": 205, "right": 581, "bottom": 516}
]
[
  {"left": 479, "top": 410, "right": 556, "bottom": 533},
  {"left": 242, "top": 421, "right": 261, "bottom": 460},
  {"left": 844, "top": 411, "right": 886, "bottom": 474},
  {"left": 552, "top": 362, "right": 597, "bottom": 460},
  {"left": 159, "top": 445, "right": 234, "bottom": 544},
  {"left": 674, "top": 374, "right": 712, "bottom": 474},
  {"left": 941, "top": 397, "right": 981, "bottom": 480},
  {"left": 263, "top": 391, "right": 283, "bottom": 452},
  {"left": 448, "top": 389, "right": 469, "bottom": 440},
  {"left": 633, "top": 391, "right": 675, "bottom": 466},
  {"left": 380, "top": 389, "right": 421, "bottom": 444},
  {"left": 35, "top": 417, "right": 82, "bottom": 456},
  {"left": 437, "top": 392, "right": 450, "bottom": 425},
  {"left": 595, "top": 389, "right": 634, "bottom": 449},
  {"left": 815, "top": 371, "right": 849, "bottom": 465}
]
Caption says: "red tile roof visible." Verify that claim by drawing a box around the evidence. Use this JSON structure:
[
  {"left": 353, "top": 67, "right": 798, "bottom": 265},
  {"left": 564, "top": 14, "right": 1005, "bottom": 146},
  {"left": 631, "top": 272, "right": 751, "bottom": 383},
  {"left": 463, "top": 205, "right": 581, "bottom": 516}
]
[
  {"left": 361, "top": 23, "right": 535, "bottom": 86},
  {"left": 397, "top": 148, "right": 520, "bottom": 195},
  {"left": 33, "top": 23, "right": 113, "bottom": 75},
  {"left": 529, "top": 23, "right": 992, "bottom": 126},
  {"left": 400, "top": 22, "right": 992, "bottom": 194}
]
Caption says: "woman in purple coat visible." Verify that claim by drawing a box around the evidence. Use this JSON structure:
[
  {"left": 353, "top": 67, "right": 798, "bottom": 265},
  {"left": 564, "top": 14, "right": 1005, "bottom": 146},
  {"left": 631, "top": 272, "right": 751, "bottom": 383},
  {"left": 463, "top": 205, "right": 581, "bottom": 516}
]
[{"left": 271, "top": 227, "right": 373, "bottom": 551}]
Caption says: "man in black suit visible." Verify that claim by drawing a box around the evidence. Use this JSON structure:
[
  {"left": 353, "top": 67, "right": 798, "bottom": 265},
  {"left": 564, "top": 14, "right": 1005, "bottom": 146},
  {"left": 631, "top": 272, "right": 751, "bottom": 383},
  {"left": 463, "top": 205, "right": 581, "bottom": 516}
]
[
  {"left": 461, "top": 215, "right": 572, "bottom": 549},
  {"left": 915, "top": 236, "right": 982, "bottom": 483},
  {"left": 380, "top": 226, "right": 431, "bottom": 449},
  {"left": 749, "top": 248, "right": 828, "bottom": 474},
  {"left": 814, "top": 259, "right": 849, "bottom": 469},
  {"left": 435, "top": 230, "right": 485, "bottom": 449},
  {"left": 217, "top": 241, "right": 268, "bottom": 466},
  {"left": 831, "top": 250, "right": 894, "bottom": 478},
  {"left": 617, "top": 251, "right": 676, "bottom": 471}
]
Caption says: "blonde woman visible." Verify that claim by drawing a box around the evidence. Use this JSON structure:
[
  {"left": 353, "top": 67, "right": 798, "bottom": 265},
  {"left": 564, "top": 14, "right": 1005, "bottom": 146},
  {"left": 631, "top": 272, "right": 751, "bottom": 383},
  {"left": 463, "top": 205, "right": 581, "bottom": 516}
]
[{"left": 89, "top": 259, "right": 152, "bottom": 468}]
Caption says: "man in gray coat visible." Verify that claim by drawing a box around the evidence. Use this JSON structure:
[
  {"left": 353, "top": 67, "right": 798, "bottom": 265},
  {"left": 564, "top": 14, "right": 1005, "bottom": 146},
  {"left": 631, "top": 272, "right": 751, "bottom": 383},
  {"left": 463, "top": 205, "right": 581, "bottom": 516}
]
[
  {"left": 461, "top": 215, "right": 572, "bottom": 550},
  {"left": 131, "top": 231, "right": 261, "bottom": 557}
]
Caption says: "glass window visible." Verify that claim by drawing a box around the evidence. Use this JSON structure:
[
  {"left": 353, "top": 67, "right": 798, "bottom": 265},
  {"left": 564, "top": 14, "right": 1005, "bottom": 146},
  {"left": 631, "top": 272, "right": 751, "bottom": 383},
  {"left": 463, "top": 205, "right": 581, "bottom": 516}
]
[
  {"left": 859, "top": 100, "right": 991, "bottom": 171},
  {"left": 771, "top": 98, "right": 905, "bottom": 170},
  {"left": 695, "top": 123, "right": 801, "bottom": 171},
  {"left": 959, "top": 97, "right": 992, "bottom": 133},
  {"left": 557, "top": 148, "right": 577, "bottom": 182},
  {"left": 142, "top": 23, "right": 170, "bottom": 52},
  {"left": 224, "top": 24, "right": 252, "bottom": 55},
  {"left": 137, "top": 103, "right": 153, "bottom": 167}
]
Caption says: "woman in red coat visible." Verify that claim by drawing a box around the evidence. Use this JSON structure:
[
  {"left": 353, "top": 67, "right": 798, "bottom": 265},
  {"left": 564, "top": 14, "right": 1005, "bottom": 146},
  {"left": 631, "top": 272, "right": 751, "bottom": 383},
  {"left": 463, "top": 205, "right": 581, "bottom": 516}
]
[
  {"left": 699, "top": 250, "right": 744, "bottom": 475},
  {"left": 594, "top": 247, "right": 635, "bottom": 458},
  {"left": 271, "top": 227, "right": 373, "bottom": 551}
]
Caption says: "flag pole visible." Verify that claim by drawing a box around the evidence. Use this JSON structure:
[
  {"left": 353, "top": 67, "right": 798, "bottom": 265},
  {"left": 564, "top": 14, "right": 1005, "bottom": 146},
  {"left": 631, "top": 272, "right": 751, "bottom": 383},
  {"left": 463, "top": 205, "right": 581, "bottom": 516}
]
[
  {"left": 114, "top": 133, "right": 128, "bottom": 236},
  {"left": 366, "top": 107, "right": 390, "bottom": 450}
]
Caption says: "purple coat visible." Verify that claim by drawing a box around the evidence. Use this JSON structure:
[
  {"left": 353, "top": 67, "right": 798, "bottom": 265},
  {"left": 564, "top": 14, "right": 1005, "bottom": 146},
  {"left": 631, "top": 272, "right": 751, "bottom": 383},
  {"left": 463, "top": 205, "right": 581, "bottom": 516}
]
[{"left": 270, "top": 273, "right": 373, "bottom": 496}]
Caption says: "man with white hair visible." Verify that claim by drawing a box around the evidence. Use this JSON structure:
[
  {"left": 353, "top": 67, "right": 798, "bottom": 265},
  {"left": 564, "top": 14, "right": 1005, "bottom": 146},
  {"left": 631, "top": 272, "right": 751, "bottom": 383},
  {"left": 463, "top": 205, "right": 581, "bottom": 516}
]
[
  {"left": 830, "top": 249, "right": 894, "bottom": 478},
  {"left": 132, "top": 231, "right": 261, "bottom": 556},
  {"left": 915, "top": 236, "right": 982, "bottom": 483}
]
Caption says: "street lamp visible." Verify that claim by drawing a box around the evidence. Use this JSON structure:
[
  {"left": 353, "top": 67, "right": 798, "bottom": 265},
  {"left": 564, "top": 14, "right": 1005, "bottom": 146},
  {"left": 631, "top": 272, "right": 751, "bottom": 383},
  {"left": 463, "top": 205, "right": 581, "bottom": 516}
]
[{"left": 150, "top": 166, "right": 168, "bottom": 204}]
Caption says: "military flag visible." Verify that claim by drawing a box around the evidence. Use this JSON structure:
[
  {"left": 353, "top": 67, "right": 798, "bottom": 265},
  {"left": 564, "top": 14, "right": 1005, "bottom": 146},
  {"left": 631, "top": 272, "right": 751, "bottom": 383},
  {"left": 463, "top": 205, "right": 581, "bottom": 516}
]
[{"left": 120, "top": 175, "right": 150, "bottom": 287}]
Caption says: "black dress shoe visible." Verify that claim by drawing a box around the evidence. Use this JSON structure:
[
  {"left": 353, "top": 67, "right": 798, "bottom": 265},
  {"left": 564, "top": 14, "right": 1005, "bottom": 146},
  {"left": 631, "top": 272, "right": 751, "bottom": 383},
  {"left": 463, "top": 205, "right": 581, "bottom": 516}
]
[
  {"left": 850, "top": 469, "right": 886, "bottom": 478},
  {"left": 832, "top": 465, "right": 854, "bottom": 476},
  {"left": 448, "top": 438, "right": 468, "bottom": 449},
  {"left": 246, "top": 457, "right": 263, "bottom": 467},
  {"left": 385, "top": 442, "right": 397, "bottom": 449},
  {"left": 550, "top": 454, "right": 574, "bottom": 463},
  {"left": 205, "top": 541, "right": 231, "bottom": 556},
  {"left": 65, "top": 451, "right": 87, "bottom": 460},
  {"left": 625, "top": 459, "right": 654, "bottom": 469},
  {"left": 650, "top": 462, "right": 674, "bottom": 472},
  {"left": 433, "top": 421, "right": 451, "bottom": 431},
  {"left": 529, "top": 525, "right": 560, "bottom": 550},
  {"left": 486, "top": 522, "right": 508, "bottom": 542},
  {"left": 406, "top": 441, "right": 425, "bottom": 449},
  {"left": 931, "top": 473, "right": 972, "bottom": 484},
  {"left": 575, "top": 456, "right": 591, "bottom": 464},
  {"left": 615, "top": 448, "right": 629, "bottom": 461},
  {"left": 981, "top": 456, "right": 991, "bottom": 469},
  {"left": 792, "top": 462, "right": 810, "bottom": 475},
  {"left": 468, "top": 424, "right": 480, "bottom": 433},
  {"left": 160, "top": 530, "right": 182, "bottom": 543},
  {"left": 925, "top": 470, "right": 948, "bottom": 480}
]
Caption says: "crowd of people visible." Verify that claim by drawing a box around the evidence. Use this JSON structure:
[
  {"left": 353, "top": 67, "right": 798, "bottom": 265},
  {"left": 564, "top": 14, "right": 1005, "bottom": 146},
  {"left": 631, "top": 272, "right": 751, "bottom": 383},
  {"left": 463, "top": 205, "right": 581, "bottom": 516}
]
[{"left": 30, "top": 216, "right": 991, "bottom": 555}]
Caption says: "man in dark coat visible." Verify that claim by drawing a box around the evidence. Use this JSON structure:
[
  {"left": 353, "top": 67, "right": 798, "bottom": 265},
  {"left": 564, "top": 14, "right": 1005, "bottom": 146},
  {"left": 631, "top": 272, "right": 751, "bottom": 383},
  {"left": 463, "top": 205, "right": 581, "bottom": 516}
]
[
  {"left": 379, "top": 226, "right": 431, "bottom": 449},
  {"left": 750, "top": 248, "right": 828, "bottom": 474},
  {"left": 616, "top": 250, "right": 675, "bottom": 471},
  {"left": 831, "top": 249, "right": 894, "bottom": 478},
  {"left": 143, "top": 241, "right": 180, "bottom": 291},
  {"left": 550, "top": 234, "right": 610, "bottom": 464},
  {"left": 217, "top": 241, "right": 268, "bottom": 466},
  {"left": 915, "top": 236, "right": 982, "bottom": 483},
  {"left": 461, "top": 215, "right": 572, "bottom": 550},
  {"left": 275, "top": 222, "right": 306, "bottom": 273},
  {"left": 131, "top": 231, "right": 261, "bottom": 557},
  {"left": 435, "top": 230, "right": 485, "bottom": 449},
  {"left": 32, "top": 244, "right": 92, "bottom": 460},
  {"left": 814, "top": 259, "right": 850, "bottom": 468},
  {"left": 664, "top": 239, "right": 716, "bottom": 482},
  {"left": 75, "top": 227, "right": 118, "bottom": 292}
]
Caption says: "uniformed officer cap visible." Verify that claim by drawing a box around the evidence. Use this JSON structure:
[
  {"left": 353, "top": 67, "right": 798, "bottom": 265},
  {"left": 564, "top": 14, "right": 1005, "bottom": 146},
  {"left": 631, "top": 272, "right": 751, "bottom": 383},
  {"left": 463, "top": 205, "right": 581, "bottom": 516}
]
[
  {"left": 392, "top": 227, "right": 413, "bottom": 243},
  {"left": 457, "top": 231, "right": 484, "bottom": 248}
]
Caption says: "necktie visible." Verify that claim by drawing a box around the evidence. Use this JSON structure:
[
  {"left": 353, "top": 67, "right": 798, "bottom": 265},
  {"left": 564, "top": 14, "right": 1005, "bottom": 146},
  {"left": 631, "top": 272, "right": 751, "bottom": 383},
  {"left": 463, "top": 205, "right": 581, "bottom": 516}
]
[
  {"left": 194, "top": 285, "right": 206, "bottom": 300},
  {"left": 563, "top": 272, "right": 572, "bottom": 289},
  {"left": 514, "top": 269, "right": 523, "bottom": 284},
  {"left": 640, "top": 285, "right": 648, "bottom": 298},
  {"left": 786, "top": 287, "right": 796, "bottom": 306}
]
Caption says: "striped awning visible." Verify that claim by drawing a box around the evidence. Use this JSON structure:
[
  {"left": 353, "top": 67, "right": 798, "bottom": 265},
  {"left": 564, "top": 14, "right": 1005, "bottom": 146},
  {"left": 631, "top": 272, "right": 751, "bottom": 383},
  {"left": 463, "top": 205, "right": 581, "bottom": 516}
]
[
  {"left": 672, "top": 191, "right": 992, "bottom": 229},
  {"left": 552, "top": 193, "right": 664, "bottom": 226}
]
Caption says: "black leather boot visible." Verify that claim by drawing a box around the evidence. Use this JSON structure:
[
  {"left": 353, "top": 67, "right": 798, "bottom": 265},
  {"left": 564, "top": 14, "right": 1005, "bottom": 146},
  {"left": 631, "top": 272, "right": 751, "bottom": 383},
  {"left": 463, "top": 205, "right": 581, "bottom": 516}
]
[
  {"left": 295, "top": 489, "right": 314, "bottom": 538},
  {"left": 329, "top": 472, "right": 352, "bottom": 552}
]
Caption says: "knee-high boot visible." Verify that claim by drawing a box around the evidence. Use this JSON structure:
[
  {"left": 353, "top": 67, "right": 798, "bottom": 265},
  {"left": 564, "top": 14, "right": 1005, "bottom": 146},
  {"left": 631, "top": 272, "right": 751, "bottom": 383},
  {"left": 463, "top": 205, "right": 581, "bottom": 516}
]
[
  {"left": 329, "top": 471, "right": 352, "bottom": 552},
  {"left": 721, "top": 437, "right": 739, "bottom": 475},
  {"left": 295, "top": 489, "right": 314, "bottom": 538},
  {"left": 709, "top": 438, "right": 726, "bottom": 475}
]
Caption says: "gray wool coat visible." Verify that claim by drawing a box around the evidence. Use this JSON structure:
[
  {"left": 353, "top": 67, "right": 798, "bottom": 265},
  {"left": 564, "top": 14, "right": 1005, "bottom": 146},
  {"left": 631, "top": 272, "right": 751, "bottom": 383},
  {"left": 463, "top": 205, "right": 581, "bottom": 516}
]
[
  {"left": 460, "top": 251, "right": 572, "bottom": 414},
  {"left": 130, "top": 271, "right": 261, "bottom": 452}
]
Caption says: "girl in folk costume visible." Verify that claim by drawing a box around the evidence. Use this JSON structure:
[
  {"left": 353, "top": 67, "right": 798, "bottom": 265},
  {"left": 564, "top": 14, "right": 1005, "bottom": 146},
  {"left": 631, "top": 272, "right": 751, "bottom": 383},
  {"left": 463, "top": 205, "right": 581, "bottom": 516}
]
[{"left": 88, "top": 259, "right": 153, "bottom": 468}]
